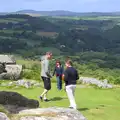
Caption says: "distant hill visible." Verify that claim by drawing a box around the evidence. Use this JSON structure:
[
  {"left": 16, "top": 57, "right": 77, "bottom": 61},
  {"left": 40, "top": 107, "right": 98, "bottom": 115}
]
[
  {"left": 0, "top": 12, "right": 8, "bottom": 15},
  {"left": 1, "top": 10, "right": 120, "bottom": 17},
  {"left": 15, "top": 10, "right": 120, "bottom": 16}
]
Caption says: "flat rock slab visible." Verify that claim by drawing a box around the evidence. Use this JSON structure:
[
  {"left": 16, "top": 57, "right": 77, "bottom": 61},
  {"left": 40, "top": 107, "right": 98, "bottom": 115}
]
[
  {"left": 19, "top": 107, "right": 87, "bottom": 120},
  {"left": 0, "top": 112, "right": 10, "bottom": 120}
]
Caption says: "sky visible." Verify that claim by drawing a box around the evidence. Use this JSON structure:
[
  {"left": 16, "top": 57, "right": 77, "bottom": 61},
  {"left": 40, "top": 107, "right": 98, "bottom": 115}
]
[{"left": 0, "top": 0, "right": 120, "bottom": 12}]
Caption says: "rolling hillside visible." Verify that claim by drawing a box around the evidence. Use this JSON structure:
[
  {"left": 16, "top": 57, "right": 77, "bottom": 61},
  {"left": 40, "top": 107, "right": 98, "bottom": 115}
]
[{"left": 1, "top": 10, "right": 120, "bottom": 17}]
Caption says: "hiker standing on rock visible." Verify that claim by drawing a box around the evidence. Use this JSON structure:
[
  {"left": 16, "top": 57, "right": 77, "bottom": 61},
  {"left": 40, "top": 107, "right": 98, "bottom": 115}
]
[
  {"left": 62, "top": 60, "right": 79, "bottom": 110},
  {"left": 53, "top": 60, "right": 64, "bottom": 90},
  {"left": 39, "top": 52, "right": 52, "bottom": 102}
]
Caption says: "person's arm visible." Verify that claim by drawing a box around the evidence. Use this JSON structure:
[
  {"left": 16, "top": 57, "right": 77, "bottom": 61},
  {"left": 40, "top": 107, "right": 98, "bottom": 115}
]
[
  {"left": 52, "top": 67, "right": 56, "bottom": 76},
  {"left": 76, "top": 70, "right": 79, "bottom": 80},
  {"left": 62, "top": 70, "right": 68, "bottom": 81},
  {"left": 45, "top": 60, "right": 51, "bottom": 78},
  {"left": 61, "top": 65, "right": 64, "bottom": 74}
]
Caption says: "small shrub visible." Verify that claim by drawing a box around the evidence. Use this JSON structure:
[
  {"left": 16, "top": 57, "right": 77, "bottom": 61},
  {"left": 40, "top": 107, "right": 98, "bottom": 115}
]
[
  {"left": 114, "top": 77, "right": 120, "bottom": 84},
  {"left": 31, "top": 63, "right": 40, "bottom": 71},
  {"left": 22, "top": 70, "right": 40, "bottom": 80}
]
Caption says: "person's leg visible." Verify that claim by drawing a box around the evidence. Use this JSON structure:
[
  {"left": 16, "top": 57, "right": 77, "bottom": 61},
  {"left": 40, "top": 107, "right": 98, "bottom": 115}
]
[
  {"left": 59, "top": 76, "right": 62, "bottom": 90},
  {"left": 40, "top": 89, "right": 48, "bottom": 98},
  {"left": 66, "top": 85, "right": 77, "bottom": 109},
  {"left": 43, "top": 77, "right": 51, "bottom": 101},
  {"left": 43, "top": 90, "right": 48, "bottom": 101},
  {"left": 72, "top": 85, "right": 76, "bottom": 96},
  {"left": 72, "top": 85, "right": 77, "bottom": 108},
  {"left": 40, "top": 77, "right": 49, "bottom": 101},
  {"left": 56, "top": 76, "right": 61, "bottom": 90}
]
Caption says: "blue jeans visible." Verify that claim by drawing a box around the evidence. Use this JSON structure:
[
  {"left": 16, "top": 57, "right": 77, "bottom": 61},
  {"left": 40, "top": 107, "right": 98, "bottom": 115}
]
[{"left": 56, "top": 76, "right": 62, "bottom": 90}]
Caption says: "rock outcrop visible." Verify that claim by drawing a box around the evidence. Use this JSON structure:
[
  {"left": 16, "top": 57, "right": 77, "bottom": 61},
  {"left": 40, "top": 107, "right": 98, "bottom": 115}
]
[
  {"left": 79, "top": 77, "right": 113, "bottom": 88},
  {"left": 0, "top": 107, "right": 87, "bottom": 120},
  {"left": 0, "top": 112, "right": 10, "bottom": 120},
  {"left": 19, "top": 107, "right": 87, "bottom": 120},
  {"left": 0, "top": 55, "right": 16, "bottom": 64},
  {"left": 0, "top": 102, "right": 87, "bottom": 120},
  {"left": 0, "top": 55, "right": 22, "bottom": 80},
  {"left": 0, "top": 65, "right": 22, "bottom": 80},
  {"left": 0, "top": 80, "right": 41, "bottom": 88},
  {"left": 0, "top": 91, "right": 39, "bottom": 108}
]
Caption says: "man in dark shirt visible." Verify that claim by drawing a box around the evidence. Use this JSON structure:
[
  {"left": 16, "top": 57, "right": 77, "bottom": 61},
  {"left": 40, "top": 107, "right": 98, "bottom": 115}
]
[{"left": 62, "top": 60, "right": 79, "bottom": 110}]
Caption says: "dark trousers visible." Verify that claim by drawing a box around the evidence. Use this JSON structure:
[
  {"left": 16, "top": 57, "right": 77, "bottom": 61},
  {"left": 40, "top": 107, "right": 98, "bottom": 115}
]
[
  {"left": 56, "top": 76, "right": 62, "bottom": 90},
  {"left": 41, "top": 76, "right": 51, "bottom": 90}
]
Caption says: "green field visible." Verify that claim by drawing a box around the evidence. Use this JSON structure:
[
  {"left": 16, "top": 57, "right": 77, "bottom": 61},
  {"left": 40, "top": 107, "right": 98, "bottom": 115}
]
[
  {"left": 0, "top": 30, "right": 32, "bottom": 33},
  {"left": 36, "top": 31, "right": 58, "bottom": 37},
  {"left": 0, "top": 83, "right": 120, "bottom": 120},
  {"left": 51, "top": 16, "right": 120, "bottom": 20},
  {"left": 0, "top": 18, "right": 27, "bottom": 23}
]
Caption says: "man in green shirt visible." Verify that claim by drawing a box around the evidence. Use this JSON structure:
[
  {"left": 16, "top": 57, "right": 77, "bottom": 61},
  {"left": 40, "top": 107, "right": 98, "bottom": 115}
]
[{"left": 39, "top": 52, "right": 52, "bottom": 102}]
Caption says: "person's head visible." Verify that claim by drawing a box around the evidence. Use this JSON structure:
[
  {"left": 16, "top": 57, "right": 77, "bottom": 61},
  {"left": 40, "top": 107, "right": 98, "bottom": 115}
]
[
  {"left": 65, "top": 60, "right": 73, "bottom": 67},
  {"left": 56, "top": 60, "right": 61, "bottom": 66},
  {"left": 46, "top": 52, "right": 52, "bottom": 60}
]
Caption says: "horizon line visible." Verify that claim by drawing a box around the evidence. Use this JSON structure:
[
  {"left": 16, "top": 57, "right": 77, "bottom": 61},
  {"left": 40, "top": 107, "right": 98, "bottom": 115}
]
[{"left": 0, "top": 9, "right": 120, "bottom": 13}]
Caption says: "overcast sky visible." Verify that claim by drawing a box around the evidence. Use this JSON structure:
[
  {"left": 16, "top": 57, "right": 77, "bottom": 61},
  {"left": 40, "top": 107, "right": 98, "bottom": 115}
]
[{"left": 0, "top": 0, "right": 120, "bottom": 12}]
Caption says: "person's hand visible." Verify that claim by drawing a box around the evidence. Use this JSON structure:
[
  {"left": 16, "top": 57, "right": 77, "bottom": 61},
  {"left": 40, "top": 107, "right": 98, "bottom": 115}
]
[
  {"left": 62, "top": 74, "right": 64, "bottom": 81},
  {"left": 64, "top": 86, "right": 66, "bottom": 92},
  {"left": 49, "top": 75, "right": 52, "bottom": 78},
  {"left": 50, "top": 74, "right": 53, "bottom": 78}
]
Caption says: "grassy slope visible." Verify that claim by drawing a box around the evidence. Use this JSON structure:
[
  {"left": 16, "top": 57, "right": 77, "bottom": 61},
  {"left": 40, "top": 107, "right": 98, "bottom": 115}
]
[
  {"left": 0, "top": 83, "right": 120, "bottom": 120},
  {"left": 50, "top": 16, "right": 120, "bottom": 20},
  {"left": 36, "top": 31, "right": 58, "bottom": 37},
  {"left": 0, "top": 18, "right": 27, "bottom": 23}
]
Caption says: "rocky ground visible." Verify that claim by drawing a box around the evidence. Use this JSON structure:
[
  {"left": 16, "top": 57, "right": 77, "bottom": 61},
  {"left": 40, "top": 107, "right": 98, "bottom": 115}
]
[
  {"left": 0, "top": 76, "right": 114, "bottom": 120},
  {"left": 0, "top": 91, "right": 87, "bottom": 120},
  {"left": 0, "top": 79, "right": 41, "bottom": 88},
  {"left": 0, "top": 106, "right": 87, "bottom": 120},
  {"left": 79, "top": 77, "right": 113, "bottom": 88},
  {"left": 0, "top": 77, "right": 113, "bottom": 89}
]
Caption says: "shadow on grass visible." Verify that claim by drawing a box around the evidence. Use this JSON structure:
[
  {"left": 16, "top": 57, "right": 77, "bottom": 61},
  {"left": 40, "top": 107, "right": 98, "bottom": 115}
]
[
  {"left": 99, "top": 104, "right": 105, "bottom": 107},
  {"left": 78, "top": 108, "right": 89, "bottom": 111},
  {"left": 49, "top": 97, "right": 67, "bottom": 101}
]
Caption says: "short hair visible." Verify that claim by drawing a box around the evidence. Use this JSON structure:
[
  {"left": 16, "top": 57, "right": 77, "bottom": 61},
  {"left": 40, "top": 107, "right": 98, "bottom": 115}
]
[
  {"left": 66, "top": 60, "right": 73, "bottom": 66},
  {"left": 56, "top": 60, "right": 61, "bottom": 65},
  {"left": 46, "top": 51, "right": 52, "bottom": 56},
  {"left": 65, "top": 56, "right": 70, "bottom": 61}
]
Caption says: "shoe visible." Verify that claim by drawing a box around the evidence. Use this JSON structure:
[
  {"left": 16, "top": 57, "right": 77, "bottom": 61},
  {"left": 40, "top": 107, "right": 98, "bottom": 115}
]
[
  {"left": 69, "top": 107, "right": 77, "bottom": 110},
  {"left": 69, "top": 106, "right": 74, "bottom": 109},
  {"left": 39, "top": 96, "right": 43, "bottom": 101},
  {"left": 44, "top": 99, "right": 49, "bottom": 102}
]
